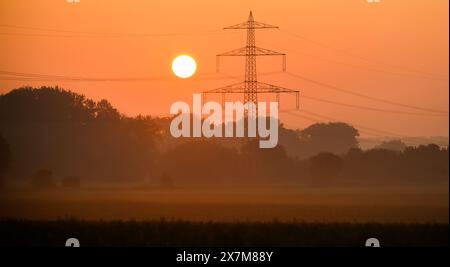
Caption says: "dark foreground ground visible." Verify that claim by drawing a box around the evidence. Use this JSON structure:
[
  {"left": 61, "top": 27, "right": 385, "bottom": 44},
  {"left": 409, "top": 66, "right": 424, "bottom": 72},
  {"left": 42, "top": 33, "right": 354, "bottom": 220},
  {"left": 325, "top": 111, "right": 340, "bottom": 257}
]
[{"left": 0, "top": 220, "right": 447, "bottom": 247}]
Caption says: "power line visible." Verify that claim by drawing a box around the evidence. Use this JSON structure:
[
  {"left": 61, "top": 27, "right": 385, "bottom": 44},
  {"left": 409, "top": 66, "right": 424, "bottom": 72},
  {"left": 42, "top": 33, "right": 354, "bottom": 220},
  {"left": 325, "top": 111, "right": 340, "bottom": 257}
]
[
  {"left": 2, "top": 69, "right": 446, "bottom": 118},
  {"left": 0, "top": 32, "right": 236, "bottom": 39},
  {"left": 1, "top": 23, "right": 446, "bottom": 79},
  {"left": 258, "top": 39, "right": 448, "bottom": 82},
  {"left": 1, "top": 26, "right": 445, "bottom": 115},
  {"left": 2, "top": 69, "right": 446, "bottom": 117},
  {"left": 300, "top": 94, "right": 447, "bottom": 117},
  {"left": 284, "top": 71, "right": 448, "bottom": 115},
  {"left": 0, "top": 24, "right": 235, "bottom": 38},
  {"left": 0, "top": 70, "right": 177, "bottom": 82},
  {"left": 0, "top": 69, "right": 279, "bottom": 82},
  {"left": 0, "top": 70, "right": 239, "bottom": 82},
  {"left": 280, "top": 30, "right": 449, "bottom": 80}
]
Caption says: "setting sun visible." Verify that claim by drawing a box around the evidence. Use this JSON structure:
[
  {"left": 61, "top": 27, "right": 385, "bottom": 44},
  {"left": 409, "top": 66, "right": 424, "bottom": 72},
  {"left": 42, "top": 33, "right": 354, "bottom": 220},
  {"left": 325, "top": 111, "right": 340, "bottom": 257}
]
[{"left": 172, "top": 55, "right": 197, "bottom": 78}]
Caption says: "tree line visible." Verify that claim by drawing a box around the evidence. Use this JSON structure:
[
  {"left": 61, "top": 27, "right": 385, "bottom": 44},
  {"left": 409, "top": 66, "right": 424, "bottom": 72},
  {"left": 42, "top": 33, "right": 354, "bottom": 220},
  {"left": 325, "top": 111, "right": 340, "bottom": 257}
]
[{"left": 0, "top": 86, "right": 447, "bottom": 187}]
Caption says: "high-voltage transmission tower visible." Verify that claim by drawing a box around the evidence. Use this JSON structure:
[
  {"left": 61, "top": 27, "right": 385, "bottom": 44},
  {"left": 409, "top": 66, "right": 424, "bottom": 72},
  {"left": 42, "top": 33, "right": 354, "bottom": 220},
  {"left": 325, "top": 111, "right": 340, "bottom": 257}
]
[{"left": 203, "top": 11, "right": 299, "bottom": 117}]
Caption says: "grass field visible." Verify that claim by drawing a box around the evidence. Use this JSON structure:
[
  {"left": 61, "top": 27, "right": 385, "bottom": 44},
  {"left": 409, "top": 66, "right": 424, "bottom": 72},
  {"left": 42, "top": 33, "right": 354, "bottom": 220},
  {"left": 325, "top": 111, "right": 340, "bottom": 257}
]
[{"left": 0, "top": 184, "right": 448, "bottom": 222}]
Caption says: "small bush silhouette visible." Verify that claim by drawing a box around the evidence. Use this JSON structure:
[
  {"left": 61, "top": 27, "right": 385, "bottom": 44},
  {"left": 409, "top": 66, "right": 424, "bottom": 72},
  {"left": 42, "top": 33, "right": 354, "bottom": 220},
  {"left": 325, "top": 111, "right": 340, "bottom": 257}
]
[
  {"left": 31, "top": 169, "right": 55, "bottom": 189},
  {"left": 0, "top": 133, "right": 11, "bottom": 177},
  {"left": 61, "top": 176, "right": 81, "bottom": 188}
]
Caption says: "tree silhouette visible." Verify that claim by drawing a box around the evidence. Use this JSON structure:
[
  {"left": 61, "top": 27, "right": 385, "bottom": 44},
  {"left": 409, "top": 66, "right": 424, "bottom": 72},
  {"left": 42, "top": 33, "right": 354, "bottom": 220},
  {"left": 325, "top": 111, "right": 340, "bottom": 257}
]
[
  {"left": 62, "top": 176, "right": 81, "bottom": 188},
  {"left": 279, "top": 122, "right": 359, "bottom": 159},
  {"left": 0, "top": 133, "right": 11, "bottom": 187},
  {"left": 0, "top": 86, "right": 160, "bottom": 182},
  {"left": 31, "top": 169, "right": 55, "bottom": 189},
  {"left": 309, "top": 152, "right": 343, "bottom": 185},
  {"left": 0, "top": 133, "right": 11, "bottom": 173}
]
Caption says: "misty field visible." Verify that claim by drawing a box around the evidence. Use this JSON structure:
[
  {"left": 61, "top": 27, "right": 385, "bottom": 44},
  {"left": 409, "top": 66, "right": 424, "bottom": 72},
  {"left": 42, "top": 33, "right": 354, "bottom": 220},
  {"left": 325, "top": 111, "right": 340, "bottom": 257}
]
[{"left": 0, "top": 184, "right": 448, "bottom": 222}]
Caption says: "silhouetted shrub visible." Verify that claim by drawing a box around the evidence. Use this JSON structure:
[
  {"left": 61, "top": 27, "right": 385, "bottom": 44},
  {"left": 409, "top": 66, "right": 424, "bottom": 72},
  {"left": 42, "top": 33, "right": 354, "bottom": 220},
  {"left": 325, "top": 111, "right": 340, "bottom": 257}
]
[
  {"left": 61, "top": 176, "right": 80, "bottom": 188},
  {"left": 31, "top": 169, "right": 55, "bottom": 189},
  {"left": 0, "top": 133, "right": 11, "bottom": 176}
]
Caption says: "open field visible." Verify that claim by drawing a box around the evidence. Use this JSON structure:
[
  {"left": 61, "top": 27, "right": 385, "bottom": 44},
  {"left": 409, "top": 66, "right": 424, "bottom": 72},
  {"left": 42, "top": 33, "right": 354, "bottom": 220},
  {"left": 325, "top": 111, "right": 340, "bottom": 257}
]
[
  {"left": 1, "top": 184, "right": 448, "bottom": 246},
  {"left": 0, "top": 184, "right": 448, "bottom": 223}
]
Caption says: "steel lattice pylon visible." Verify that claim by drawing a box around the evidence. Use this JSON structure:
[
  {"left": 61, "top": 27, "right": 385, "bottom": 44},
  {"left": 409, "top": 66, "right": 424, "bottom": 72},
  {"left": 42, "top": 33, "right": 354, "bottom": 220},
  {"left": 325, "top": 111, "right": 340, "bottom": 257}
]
[{"left": 203, "top": 11, "right": 299, "bottom": 117}]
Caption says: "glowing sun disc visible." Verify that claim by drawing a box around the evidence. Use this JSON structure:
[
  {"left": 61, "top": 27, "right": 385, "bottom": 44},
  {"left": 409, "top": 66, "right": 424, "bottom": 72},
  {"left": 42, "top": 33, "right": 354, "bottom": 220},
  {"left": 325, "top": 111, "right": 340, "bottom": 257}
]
[{"left": 172, "top": 55, "right": 197, "bottom": 78}]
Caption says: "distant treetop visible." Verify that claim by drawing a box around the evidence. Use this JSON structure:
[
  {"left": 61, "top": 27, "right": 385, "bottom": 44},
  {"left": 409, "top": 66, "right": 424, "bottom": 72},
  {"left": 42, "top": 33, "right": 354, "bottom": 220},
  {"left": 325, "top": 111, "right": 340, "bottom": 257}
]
[{"left": 0, "top": 86, "right": 121, "bottom": 123}]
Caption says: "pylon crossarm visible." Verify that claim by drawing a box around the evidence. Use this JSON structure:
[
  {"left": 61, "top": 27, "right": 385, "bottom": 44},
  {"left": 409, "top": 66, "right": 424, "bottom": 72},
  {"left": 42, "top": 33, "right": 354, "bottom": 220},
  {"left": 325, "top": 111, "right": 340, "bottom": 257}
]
[
  {"left": 256, "top": 82, "right": 299, "bottom": 93},
  {"left": 217, "top": 47, "right": 285, "bottom": 57},
  {"left": 217, "top": 47, "right": 286, "bottom": 72},
  {"left": 203, "top": 81, "right": 299, "bottom": 94},
  {"left": 203, "top": 82, "right": 246, "bottom": 94},
  {"left": 224, "top": 21, "right": 279, "bottom": 30}
]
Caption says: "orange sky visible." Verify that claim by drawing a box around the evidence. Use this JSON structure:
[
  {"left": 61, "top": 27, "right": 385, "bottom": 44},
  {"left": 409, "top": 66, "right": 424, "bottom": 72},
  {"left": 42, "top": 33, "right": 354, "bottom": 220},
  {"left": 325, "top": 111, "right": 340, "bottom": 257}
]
[{"left": 0, "top": 0, "right": 448, "bottom": 137}]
